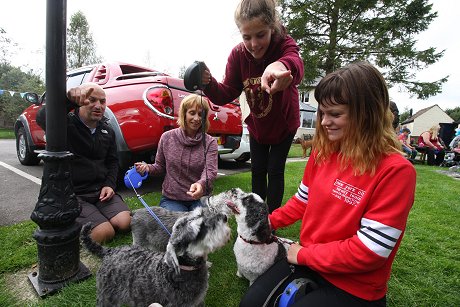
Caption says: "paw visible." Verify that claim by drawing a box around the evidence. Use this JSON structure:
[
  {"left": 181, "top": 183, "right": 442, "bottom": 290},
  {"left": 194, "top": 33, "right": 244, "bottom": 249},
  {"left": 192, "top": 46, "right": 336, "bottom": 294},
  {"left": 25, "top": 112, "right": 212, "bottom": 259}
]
[{"left": 236, "top": 270, "right": 242, "bottom": 278}]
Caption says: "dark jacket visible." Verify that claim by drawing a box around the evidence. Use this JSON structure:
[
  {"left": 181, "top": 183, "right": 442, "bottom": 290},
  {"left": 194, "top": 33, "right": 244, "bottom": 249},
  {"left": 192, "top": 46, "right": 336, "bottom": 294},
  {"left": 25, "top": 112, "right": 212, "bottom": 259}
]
[{"left": 36, "top": 101, "right": 118, "bottom": 194}]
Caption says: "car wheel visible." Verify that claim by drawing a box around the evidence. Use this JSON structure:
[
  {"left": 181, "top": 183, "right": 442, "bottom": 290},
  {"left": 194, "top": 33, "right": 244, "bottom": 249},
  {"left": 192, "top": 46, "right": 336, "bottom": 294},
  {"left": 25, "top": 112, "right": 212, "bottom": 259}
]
[
  {"left": 235, "top": 153, "right": 251, "bottom": 163},
  {"left": 16, "top": 127, "right": 41, "bottom": 165}
]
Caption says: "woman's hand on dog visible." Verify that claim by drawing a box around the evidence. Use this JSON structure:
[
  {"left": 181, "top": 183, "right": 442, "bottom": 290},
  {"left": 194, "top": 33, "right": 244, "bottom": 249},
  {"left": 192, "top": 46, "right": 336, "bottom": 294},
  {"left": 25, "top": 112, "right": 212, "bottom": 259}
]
[
  {"left": 287, "top": 242, "right": 302, "bottom": 265},
  {"left": 187, "top": 182, "right": 203, "bottom": 200}
]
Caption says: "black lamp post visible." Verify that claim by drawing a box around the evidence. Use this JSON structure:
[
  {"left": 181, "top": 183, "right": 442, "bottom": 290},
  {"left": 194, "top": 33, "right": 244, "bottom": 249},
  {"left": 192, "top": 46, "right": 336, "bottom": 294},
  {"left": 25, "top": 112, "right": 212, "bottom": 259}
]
[{"left": 28, "top": 0, "right": 91, "bottom": 297}]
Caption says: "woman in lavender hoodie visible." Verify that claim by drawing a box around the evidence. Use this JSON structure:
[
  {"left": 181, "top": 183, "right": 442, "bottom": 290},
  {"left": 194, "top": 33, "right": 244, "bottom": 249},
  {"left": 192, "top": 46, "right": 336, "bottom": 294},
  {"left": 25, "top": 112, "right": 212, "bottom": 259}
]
[{"left": 135, "top": 94, "right": 218, "bottom": 211}]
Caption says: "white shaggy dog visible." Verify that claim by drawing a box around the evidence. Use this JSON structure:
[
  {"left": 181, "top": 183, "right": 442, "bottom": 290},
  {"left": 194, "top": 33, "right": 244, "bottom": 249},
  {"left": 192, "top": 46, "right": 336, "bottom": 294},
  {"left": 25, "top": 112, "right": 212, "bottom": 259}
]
[
  {"left": 231, "top": 188, "right": 293, "bottom": 285},
  {"left": 81, "top": 207, "right": 231, "bottom": 307},
  {"left": 131, "top": 190, "right": 240, "bottom": 252}
]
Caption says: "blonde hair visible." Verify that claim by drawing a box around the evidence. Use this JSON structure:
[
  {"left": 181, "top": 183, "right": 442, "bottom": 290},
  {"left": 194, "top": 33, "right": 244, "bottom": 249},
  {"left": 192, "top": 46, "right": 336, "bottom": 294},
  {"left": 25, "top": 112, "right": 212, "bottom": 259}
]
[
  {"left": 177, "top": 94, "right": 210, "bottom": 132},
  {"left": 428, "top": 125, "right": 440, "bottom": 140},
  {"left": 313, "top": 61, "right": 401, "bottom": 176},
  {"left": 234, "top": 0, "right": 285, "bottom": 38}
]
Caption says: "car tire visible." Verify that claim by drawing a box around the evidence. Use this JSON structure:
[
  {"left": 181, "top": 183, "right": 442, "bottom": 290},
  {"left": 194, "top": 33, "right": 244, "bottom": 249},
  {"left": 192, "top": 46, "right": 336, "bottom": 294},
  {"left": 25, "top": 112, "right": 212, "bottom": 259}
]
[
  {"left": 235, "top": 157, "right": 250, "bottom": 163},
  {"left": 235, "top": 153, "right": 251, "bottom": 163},
  {"left": 16, "top": 127, "right": 41, "bottom": 165}
]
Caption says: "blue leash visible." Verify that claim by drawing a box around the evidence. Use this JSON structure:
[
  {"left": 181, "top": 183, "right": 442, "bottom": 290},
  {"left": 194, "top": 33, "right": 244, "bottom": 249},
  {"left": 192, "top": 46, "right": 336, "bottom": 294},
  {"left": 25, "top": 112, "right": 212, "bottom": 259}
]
[{"left": 125, "top": 167, "right": 172, "bottom": 237}]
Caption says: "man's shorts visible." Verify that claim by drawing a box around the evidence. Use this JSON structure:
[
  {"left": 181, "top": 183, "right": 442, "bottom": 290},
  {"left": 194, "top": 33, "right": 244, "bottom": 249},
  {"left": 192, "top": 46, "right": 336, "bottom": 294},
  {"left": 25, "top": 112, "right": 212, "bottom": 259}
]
[{"left": 75, "top": 191, "right": 129, "bottom": 228}]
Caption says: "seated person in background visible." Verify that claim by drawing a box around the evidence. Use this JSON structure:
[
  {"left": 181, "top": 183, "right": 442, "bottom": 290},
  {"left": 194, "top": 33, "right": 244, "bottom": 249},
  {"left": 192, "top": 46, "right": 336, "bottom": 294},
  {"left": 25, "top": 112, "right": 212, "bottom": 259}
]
[
  {"left": 418, "top": 125, "right": 446, "bottom": 166},
  {"left": 36, "top": 83, "right": 131, "bottom": 243},
  {"left": 449, "top": 129, "right": 460, "bottom": 153},
  {"left": 135, "top": 94, "right": 218, "bottom": 212},
  {"left": 398, "top": 127, "right": 417, "bottom": 161},
  {"left": 390, "top": 100, "right": 400, "bottom": 132}
]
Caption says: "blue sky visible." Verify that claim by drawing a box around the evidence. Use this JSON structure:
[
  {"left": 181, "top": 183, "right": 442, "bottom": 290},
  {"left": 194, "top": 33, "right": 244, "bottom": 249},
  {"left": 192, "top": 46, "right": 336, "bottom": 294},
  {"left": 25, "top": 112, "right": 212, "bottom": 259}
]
[{"left": 2, "top": 0, "right": 458, "bottom": 113}]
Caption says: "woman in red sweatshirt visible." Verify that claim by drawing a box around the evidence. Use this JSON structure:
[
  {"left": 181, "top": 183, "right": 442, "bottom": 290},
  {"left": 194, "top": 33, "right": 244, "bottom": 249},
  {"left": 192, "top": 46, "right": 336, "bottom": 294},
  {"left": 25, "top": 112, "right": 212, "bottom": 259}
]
[
  {"left": 202, "top": 0, "right": 304, "bottom": 213},
  {"left": 240, "top": 61, "right": 416, "bottom": 306}
]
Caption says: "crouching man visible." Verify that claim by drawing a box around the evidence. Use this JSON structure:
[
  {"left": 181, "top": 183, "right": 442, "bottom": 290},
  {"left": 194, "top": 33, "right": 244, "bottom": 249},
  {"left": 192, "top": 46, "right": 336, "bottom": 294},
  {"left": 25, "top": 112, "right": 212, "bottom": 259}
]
[{"left": 36, "top": 83, "right": 131, "bottom": 243}]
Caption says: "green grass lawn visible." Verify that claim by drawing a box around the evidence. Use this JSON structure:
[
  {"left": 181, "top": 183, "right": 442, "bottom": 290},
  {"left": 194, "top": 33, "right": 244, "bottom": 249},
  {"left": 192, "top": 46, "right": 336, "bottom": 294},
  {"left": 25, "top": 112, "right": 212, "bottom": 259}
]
[
  {"left": 0, "top": 128, "right": 15, "bottom": 139},
  {"left": 288, "top": 143, "right": 305, "bottom": 158},
  {"left": 0, "top": 161, "right": 459, "bottom": 306}
]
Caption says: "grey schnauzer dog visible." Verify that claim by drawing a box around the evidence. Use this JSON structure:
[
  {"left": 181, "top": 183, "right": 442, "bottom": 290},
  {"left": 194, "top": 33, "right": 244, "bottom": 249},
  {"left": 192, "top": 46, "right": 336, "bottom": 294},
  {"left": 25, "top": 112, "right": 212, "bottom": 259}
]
[
  {"left": 81, "top": 206, "right": 231, "bottom": 307},
  {"left": 131, "top": 190, "right": 240, "bottom": 252},
  {"left": 231, "top": 188, "right": 293, "bottom": 285}
]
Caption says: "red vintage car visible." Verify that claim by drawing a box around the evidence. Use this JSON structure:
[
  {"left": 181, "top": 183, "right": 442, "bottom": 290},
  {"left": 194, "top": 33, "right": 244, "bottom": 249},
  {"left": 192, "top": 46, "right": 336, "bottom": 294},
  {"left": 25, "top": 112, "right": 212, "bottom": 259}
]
[{"left": 15, "top": 61, "right": 243, "bottom": 171}]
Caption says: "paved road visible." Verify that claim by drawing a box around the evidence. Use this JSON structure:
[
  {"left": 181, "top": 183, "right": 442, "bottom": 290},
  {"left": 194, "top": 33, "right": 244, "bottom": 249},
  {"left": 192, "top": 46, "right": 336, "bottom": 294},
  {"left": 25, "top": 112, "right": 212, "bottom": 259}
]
[{"left": 0, "top": 139, "right": 251, "bottom": 226}]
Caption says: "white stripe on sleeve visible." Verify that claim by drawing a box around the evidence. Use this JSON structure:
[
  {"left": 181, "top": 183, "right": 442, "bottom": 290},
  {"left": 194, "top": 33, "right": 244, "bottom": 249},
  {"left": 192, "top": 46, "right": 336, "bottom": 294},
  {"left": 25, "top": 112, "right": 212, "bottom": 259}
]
[
  {"left": 357, "top": 217, "right": 402, "bottom": 258},
  {"left": 294, "top": 181, "right": 308, "bottom": 205}
]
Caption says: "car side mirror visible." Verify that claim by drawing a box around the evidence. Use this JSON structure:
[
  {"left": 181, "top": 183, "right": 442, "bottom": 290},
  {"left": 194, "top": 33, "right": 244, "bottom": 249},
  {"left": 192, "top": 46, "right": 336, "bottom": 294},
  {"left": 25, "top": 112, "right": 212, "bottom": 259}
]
[{"left": 23, "top": 92, "right": 40, "bottom": 105}]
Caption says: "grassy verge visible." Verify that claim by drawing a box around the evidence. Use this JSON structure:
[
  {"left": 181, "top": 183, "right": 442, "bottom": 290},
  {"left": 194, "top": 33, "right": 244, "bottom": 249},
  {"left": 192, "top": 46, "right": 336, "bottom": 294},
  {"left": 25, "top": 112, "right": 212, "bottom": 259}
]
[
  {"left": 0, "top": 163, "right": 459, "bottom": 306},
  {"left": 0, "top": 128, "right": 15, "bottom": 139}
]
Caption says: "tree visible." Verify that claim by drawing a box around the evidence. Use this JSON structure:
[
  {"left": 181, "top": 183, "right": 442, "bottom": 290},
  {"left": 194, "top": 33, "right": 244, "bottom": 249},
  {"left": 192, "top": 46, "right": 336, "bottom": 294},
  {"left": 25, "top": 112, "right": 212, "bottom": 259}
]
[
  {"left": 0, "top": 27, "right": 16, "bottom": 64},
  {"left": 67, "top": 11, "right": 102, "bottom": 69},
  {"left": 279, "top": 0, "right": 447, "bottom": 99},
  {"left": 0, "top": 63, "right": 45, "bottom": 126},
  {"left": 0, "top": 28, "right": 7, "bottom": 63},
  {"left": 178, "top": 65, "right": 187, "bottom": 79},
  {"left": 445, "top": 107, "right": 460, "bottom": 122},
  {"left": 399, "top": 107, "right": 412, "bottom": 123}
]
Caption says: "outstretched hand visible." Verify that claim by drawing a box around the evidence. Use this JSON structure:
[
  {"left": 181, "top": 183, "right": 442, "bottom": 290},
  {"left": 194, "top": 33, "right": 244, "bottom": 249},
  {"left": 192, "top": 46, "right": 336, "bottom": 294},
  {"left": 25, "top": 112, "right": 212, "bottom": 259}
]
[
  {"left": 261, "top": 61, "right": 293, "bottom": 95},
  {"left": 67, "top": 86, "right": 94, "bottom": 106}
]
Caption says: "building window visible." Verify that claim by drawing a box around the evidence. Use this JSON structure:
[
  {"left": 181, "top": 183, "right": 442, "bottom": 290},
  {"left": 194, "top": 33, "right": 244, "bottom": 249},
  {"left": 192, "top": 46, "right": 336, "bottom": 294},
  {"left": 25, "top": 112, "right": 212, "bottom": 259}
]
[
  {"left": 300, "top": 101, "right": 316, "bottom": 129},
  {"left": 301, "top": 111, "right": 316, "bottom": 128},
  {"left": 300, "top": 91, "right": 310, "bottom": 103}
]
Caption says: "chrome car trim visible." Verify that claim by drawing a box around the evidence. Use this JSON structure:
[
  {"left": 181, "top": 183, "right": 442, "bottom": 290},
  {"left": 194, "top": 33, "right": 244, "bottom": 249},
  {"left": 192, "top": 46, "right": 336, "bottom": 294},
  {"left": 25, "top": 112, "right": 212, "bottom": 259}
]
[{"left": 142, "top": 85, "right": 175, "bottom": 120}]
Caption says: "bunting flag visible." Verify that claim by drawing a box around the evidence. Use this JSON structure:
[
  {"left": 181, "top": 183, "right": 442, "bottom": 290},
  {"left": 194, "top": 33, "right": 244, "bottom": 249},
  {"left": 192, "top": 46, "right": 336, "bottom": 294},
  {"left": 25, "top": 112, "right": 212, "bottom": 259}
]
[{"left": 0, "top": 89, "right": 30, "bottom": 97}]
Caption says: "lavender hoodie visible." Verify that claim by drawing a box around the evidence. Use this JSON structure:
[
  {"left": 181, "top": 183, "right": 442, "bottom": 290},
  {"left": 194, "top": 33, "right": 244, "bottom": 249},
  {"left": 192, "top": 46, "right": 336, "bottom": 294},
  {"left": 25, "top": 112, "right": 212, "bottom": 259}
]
[{"left": 148, "top": 128, "right": 218, "bottom": 201}]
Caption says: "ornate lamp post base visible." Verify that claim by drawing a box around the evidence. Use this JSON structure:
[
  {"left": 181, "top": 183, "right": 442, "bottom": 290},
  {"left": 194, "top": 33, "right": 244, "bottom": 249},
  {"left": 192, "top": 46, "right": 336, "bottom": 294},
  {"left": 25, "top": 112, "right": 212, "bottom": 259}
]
[
  {"left": 29, "top": 261, "right": 91, "bottom": 298},
  {"left": 28, "top": 151, "right": 91, "bottom": 297}
]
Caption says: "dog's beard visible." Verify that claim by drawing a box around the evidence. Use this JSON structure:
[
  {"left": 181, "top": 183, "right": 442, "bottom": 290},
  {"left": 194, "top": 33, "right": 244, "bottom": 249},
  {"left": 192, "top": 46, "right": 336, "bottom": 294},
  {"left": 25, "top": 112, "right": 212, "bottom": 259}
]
[{"left": 187, "top": 220, "right": 231, "bottom": 257}]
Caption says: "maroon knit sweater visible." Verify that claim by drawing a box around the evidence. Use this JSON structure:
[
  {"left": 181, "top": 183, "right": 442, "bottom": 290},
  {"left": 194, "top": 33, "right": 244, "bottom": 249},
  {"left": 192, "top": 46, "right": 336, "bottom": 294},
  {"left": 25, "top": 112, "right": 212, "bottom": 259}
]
[{"left": 205, "top": 34, "right": 304, "bottom": 144}]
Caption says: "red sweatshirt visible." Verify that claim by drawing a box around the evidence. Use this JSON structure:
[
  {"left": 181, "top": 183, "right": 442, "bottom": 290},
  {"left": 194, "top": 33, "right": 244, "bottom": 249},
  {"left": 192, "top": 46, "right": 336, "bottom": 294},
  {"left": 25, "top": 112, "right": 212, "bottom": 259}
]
[
  {"left": 269, "top": 152, "right": 416, "bottom": 300},
  {"left": 204, "top": 35, "right": 304, "bottom": 144}
]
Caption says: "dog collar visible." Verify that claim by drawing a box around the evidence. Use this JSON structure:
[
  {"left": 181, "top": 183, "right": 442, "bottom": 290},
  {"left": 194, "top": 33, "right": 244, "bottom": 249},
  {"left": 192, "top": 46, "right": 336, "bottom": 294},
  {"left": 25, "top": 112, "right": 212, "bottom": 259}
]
[
  {"left": 179, "top": 264, "right": 201, "bottom": 271},
  {"left": 239, "top": 234, "right": 278, "bottom": 245}
]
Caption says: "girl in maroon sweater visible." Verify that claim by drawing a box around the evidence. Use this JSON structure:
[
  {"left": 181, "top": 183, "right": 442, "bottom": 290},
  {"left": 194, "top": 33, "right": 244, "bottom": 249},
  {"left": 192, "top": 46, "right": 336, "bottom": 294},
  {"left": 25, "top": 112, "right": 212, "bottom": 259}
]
[{"left": 202, "top": 0, "right": 304, "bottom": 213}]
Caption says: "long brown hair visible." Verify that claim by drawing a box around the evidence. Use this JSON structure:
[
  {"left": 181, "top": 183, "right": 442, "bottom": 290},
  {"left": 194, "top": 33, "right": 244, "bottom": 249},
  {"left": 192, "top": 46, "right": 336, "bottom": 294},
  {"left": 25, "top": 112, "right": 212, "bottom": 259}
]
[
  {"left": 234, "top": 0, "right": 285, "bottom": 38},
  {"left": 313, "top": 61, "right": 401, "bottom": 175}
]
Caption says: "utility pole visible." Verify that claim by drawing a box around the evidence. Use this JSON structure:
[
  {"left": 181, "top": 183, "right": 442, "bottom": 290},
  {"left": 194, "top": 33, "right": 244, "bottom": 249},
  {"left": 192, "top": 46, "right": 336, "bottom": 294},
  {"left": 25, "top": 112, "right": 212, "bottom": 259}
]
[{"left": 28, "top": 0, "right": 91, "bottom": 297}]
